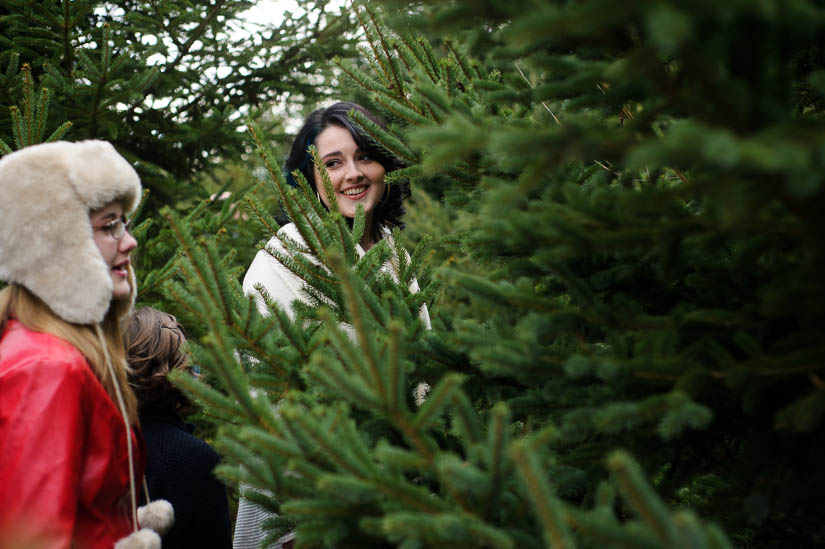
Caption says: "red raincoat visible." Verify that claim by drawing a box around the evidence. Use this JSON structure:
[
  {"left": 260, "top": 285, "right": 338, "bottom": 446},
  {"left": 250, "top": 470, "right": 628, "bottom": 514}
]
[{"left": 0, "top": 320, "right": 145, "bottom": 549}]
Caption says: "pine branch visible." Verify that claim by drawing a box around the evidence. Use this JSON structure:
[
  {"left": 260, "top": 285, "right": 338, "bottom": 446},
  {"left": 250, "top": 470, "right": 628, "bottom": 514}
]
[{"left": 510, "top": 441, "right": 576, "bottom": 549}]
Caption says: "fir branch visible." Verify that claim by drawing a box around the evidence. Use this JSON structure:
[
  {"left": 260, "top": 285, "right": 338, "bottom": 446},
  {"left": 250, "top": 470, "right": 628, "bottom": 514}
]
[
  {"left": 387, "top": 320, "right": 404, "bottom": 413},
  {"left": 34, "top": 87, "right": 49, "bottom": 142},
  {"left": 450, "top": 389, "right": 482, "bottom": 446},
  {"left": 565, "top": 508, "right": 662, "bottom": 549},
  {"left": 248, "top": 123, "right": 330, "bottom": 254},
  {"left": 607, "top": 450, "right": 676, "bottom": 546},
  {"left": 317, "top": 308, "right": 379, "bottom": 399},
  {"left": 374, "top": 442, "right": 428, "bottom": 470},
  {"left": 170, "top": 368, "right": 248, "bottom": 423},
  {"left": 162, "top": 211, "right": 259, "bottom": 416},
  {"left": 310, "top": 145, "right": 341, "bottom": 216},
  {"left": 244, "top": 194, "right": 280, "bottom": 239},
  {"left": 412, "top": 373, "right": 462, "bottom": 430},
  {"left": 484, "top": 403, "right": 510, "bottom": 521},
  {"left": 510, "top": 441, "right": 576, "bottom": 549},
  {"left": 238, "top": 425, "right": 306, "bottom": 462},
  {"left": 392, "top": 40, "right": 415, "bottom": 73},
  {"left": 334, "top": 56, "right": 396, "bottom": 98},
  {"left": 445, "top": 38, "right": 475, "bottom": 84},
  {"left": 349, "top": 108, "right": 418, "bottom": 163},
  {"left": 400, "top": 34, "right": 438, "bottom": 84},
  {"left": 363, "top": 6, "right": 405, "bottom": 98},
  {"left": 443, "top": 58, "right": 455, "bottom": 98},
  {"left": 418, "top": 37, "right": 443, "bottom": 82},
  {"left": 328, "top": 253, "right": 386, "bottom": 403},
  {"left": 22, "top": 64, "right": 32, "bottom": 144},
  {"left": 373, "top": 94, "right": 432, "bottom": 128},
  {"left": 384, "top": 165, "right": 423, "bottom": 184},
  {"left": 279, "top": 404, "right": 378, "bottom": 477},
  {"left": 354, "top": 5, "right": 399, "bottom": 98},
  {"left": 10, "top": 106, "right": 23, "bottom": 149}
]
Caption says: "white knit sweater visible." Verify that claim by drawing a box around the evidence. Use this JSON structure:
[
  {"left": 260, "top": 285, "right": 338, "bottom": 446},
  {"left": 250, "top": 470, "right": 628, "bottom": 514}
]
[{"left": 242, "top": 222, "right": 431, "bottom": 328}]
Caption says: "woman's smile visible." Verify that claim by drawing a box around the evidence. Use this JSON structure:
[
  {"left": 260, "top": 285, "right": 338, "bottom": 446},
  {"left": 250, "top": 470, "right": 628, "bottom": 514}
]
[{"left": 313, "top": 124, "right": 386, "bottom": 226}]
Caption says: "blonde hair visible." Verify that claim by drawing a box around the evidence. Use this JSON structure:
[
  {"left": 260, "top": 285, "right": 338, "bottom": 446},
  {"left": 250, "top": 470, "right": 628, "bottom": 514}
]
[{"left": 0, "top": 282, "right": 139, "bottom": 423}]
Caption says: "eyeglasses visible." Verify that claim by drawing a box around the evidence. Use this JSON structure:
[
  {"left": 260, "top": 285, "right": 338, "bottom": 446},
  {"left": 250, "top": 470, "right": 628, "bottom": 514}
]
[{"left": 97, "top": 217, "right": 131, "bottom": 240}]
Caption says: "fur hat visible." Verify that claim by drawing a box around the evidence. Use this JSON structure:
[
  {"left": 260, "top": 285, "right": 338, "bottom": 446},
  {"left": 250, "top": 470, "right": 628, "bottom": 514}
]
[{"left": 0, "top": 140, "right": 141, "bottom": 324}]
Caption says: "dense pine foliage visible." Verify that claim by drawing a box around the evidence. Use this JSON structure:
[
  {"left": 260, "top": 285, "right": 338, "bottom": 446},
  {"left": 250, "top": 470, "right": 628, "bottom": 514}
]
[
  {"left": 3, "top": 1, "right": 825, "bottom": 547},
  {"left": 0, "top": 0, "right": 355, "bottom": 300}
]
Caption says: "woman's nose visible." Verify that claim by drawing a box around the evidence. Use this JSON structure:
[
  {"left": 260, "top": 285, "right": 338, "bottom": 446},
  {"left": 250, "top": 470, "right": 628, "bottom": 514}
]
[
  {"left": 119, "top": 230, "right": 138, "bottom": 253},
  {"left": 344, "top": 160, "right": 363, "bottom": 181}
]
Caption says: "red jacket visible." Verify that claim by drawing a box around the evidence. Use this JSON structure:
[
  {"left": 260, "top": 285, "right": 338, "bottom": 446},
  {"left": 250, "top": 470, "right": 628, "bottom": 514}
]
[{"left": 0, "top": 320, "right": 145, "bottom": 549}]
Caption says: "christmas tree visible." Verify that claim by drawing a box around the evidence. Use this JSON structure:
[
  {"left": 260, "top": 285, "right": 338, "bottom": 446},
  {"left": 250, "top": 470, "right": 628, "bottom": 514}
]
[
  {"left": 3, "top": 0, "right": 825, "bottom": 546},
  {"left": 157, "top": 1, "right": 825, "bottom": 547}
]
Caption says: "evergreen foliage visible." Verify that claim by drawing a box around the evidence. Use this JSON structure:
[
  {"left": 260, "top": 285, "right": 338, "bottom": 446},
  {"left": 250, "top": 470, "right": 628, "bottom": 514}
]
[
  {"left": 0, "top": 0, "right": 356, "bottom": 301},
  {"left": 162, "top": 1, "right": 825, "bottom": 547},
  {"left": 0, "top": 0, "right": 355, "bottom": 205},
  {"left": 2, "top": 0, "right": 824, "bottom": 546}
]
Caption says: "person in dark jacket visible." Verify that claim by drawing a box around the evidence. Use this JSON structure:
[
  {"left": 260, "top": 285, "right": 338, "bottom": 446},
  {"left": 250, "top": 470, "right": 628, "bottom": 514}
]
[{"left": 126, "top": 306, "right": 232, "bottom": 549}]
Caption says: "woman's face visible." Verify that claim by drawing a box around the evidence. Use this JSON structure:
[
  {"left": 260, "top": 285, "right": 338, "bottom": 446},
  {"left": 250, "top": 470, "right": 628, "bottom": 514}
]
[
  {"left": 90, "top": 202, "right": 137, "bottom": 300},
  {"left": 313, "top": 124, "right": 386, "bottom": 223}
]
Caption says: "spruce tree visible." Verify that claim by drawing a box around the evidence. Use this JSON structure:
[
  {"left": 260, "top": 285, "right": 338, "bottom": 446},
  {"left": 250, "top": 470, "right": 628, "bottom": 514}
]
[
  {"left": 164, "top": 1, "right": 825, "bottom": 547},
  {"left": 158, "top": 1, "right": 825, "bottom": 546},
  {"left": 3, "top": 0, "right": 822, "bottom": 546}
]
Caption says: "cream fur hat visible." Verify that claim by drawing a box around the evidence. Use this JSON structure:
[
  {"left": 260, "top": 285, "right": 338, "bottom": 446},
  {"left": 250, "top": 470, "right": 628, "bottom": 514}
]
[{"left": 0, "top": 140, "right": 141, "bottom": 324}]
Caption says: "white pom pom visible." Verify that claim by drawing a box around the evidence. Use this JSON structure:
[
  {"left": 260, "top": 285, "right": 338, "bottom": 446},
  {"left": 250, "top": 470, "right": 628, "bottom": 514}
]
[
  {"left": 137, "top": 499, "right": 175, "bottom": 536},
  {"left": 114, "top": 528, "right": 161, "bottom": 549}
]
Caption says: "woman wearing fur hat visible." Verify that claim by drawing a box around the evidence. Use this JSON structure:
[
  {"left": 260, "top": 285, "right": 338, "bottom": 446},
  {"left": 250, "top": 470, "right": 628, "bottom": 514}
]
[{"left": 0, "top": 141, "right": 171, "bottom": 548}]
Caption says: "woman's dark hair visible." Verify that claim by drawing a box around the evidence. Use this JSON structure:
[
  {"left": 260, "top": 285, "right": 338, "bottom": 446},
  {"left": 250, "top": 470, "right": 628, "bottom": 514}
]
[
  {"left": 125, "top": 307, "right": 192, "bottom": 413},
  {"left": 284, "top": 101, "right": 411, "bottom": 241}
]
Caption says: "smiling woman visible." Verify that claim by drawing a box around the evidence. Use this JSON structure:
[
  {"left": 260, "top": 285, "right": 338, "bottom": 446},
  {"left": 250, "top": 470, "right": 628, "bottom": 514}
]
[
  {"left": 242, "top": 101, "right": 427, "bottom": 322},
  {"left": 237, "top": 102, "right": 431, "bottom": 547},
  {"left": 282, "top": 101, "right": 409, "bottom": 249},
  {"left": 313, "top": 124, "right": 387, "bottom": 235}
]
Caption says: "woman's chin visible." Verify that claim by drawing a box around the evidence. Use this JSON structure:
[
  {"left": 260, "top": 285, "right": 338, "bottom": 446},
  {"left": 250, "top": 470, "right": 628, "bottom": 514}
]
[{"left": 111, "top": 284, "right": 132, "bottom": 301}]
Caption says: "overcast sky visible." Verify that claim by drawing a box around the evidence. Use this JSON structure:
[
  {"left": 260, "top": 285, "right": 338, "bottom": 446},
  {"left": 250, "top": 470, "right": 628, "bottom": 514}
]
[{"left": 241, "top": 0, "right": 298, "bottom": 26}]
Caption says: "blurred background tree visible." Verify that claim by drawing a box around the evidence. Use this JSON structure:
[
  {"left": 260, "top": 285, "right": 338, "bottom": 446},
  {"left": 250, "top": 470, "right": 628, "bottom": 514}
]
[{"left": 0, "top": 0, "right": 356, "bottom": 291}]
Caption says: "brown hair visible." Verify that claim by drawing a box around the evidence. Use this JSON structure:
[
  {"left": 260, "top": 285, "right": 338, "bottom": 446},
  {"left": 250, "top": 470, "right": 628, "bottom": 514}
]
[
  {"left": 125, "top": 307, "right": 192, "bottom": 413},
  {"left": 0, "top": 282, "right": 138, "bottom": 423}
]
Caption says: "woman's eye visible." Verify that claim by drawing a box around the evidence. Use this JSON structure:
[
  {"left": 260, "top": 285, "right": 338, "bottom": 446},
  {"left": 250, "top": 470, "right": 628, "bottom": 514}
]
[{"left": 324, "top": 160, "right": 340, "bottom": 169}]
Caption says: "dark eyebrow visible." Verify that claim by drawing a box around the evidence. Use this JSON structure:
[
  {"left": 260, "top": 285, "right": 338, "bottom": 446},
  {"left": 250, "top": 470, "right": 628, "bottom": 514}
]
[{"left": 320, "top": 148, "right": 365, "bottom": 161}]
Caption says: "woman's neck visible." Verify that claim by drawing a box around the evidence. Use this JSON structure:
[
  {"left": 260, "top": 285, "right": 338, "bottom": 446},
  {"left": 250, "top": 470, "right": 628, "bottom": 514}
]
[
  {"left": 360, "top": 230, "right": 375, "bottom": 251},
  {"left": 360, "top": 215, "right": 376, "bottom": 251}
]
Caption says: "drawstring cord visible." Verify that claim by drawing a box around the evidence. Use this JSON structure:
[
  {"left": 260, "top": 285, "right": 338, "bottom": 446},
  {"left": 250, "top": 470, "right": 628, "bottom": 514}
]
[
  {"left": 143, "top": 476, "right": 151, "bottom": 504},
  {"left": 95, "top": 324, "right": 138, "bottom": 533}
]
